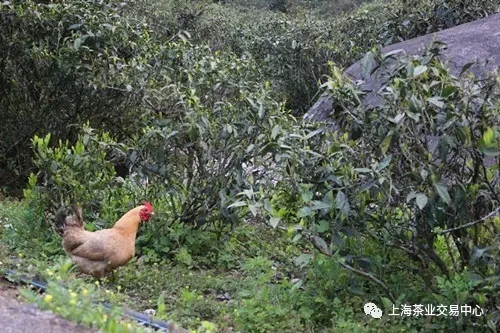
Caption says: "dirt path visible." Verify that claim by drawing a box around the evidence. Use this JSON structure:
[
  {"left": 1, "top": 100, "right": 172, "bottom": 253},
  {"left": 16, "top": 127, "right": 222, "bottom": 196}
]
[{"left": 0, "top": 278, "right": 97, "bottom": 333}]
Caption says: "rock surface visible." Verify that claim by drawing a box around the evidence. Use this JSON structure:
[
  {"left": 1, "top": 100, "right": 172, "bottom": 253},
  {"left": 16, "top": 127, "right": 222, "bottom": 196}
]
[{"left": 304, "top": 13, "right": 500, "bottom": 123}]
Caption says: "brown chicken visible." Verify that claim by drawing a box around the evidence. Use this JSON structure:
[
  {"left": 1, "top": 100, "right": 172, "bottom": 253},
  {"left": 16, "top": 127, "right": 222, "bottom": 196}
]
[{"left": 55, "top": 202, "right": 154, "bottom": 278}]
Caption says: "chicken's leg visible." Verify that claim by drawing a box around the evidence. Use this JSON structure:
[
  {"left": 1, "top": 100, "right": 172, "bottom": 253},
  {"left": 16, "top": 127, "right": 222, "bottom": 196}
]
[{"left": 109, "top": 270, "right": 118, "bottom": 284}]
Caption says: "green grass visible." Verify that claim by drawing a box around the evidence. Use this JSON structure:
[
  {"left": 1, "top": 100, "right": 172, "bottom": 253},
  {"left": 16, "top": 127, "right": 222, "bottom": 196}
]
[
  {"left": 0, "top": 199, "right": 310, "bottom": 332},
  {"left": 0, "top": 198, "right": 464, "bottom": 333}
]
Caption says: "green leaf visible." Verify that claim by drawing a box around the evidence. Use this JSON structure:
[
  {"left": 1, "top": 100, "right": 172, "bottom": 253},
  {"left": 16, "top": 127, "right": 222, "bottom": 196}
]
[
  {"left": 238, "top": 290, "right": 252, "bottom": 298},
  {"left": 240, "top": 188, "right": 254, "bottom": 199},
  {"left": 246, "top": 144, "right": 255, "bottom": 153},
  {"left": 258, "top": 104, "right": 265, "bottom": 119},
  {"left": 335, "top": 191, "right": 350, "bottom": 215},
  {"left": 377, "top": 155, "right": 392, "bottom": 171},
  {"left": 74, "top": 37, "right": 82, "bottom": 50},
  {"left": 380, "top": 133, "right": 392, "bottom": 155},
  {"left": 454, "top": 126, "right": 470, "bottom": 144},
  {"left": 413, "top": 65, "right": 427, "bottom": 77},
  {"left": 305, "top": 129, "right": 322, "bottom": 140},
  {"left": 482, "top": 127, "right": 495, "bottom": 145},
  {"left": 441, "top": 85, "right": 456, "bottom": 97},
  {"left": 384, "top": 49, "right": 404, "bottom": 59},
  {"left": 434, "top": 182, "right": 451, "bottom": 206},
  {"left": 360, "top": 51, "right": 375, "bottom": 79},
  {"left": 294, "top": 253, "right": 313, "bottom": 267},
  {"left": 481, "top": 147, "right": 500, "bottom": 157},
  {"left": 315, "top": 220, "right": 330, "bottom": 233},
  {"left": 271, "top": 125, "right": 280, "bottom": 139},
  {"left": 291, "top": 279, "right": 304, "bottom": 290},
  {"left": 380, "top": 297, "right": 393, "bottom": 309},
  {"left": 301, "top": 191, "right": 313, "bottom": 203},
  {"left": 416, "top": 194, "right": 428, "bottom": 210},
  {"left": 478, "top": 127, "right": 499, "bottom": 156},
  {"left": 297, "top": 206, "right": 312, "bottom": 218},
  {"left": 389, "top": 113, "right": 405, "bottom": 124},
  {"left": 292, "top": 233, "right": 303, "bottom": 243},
  {"left": 263, "top": 199, "right": 272, "bottom": 213},
  {"left": 269, "top": 217, "right": 280, "bottom": 228},
  {"left": 312, "top": 236, "right": 330, "bottom": 255},
  {"left": 354, "top": 168, "right": 372, "bottom": 173},
  {"left": 406, "top": 111, "right": 420, "bottom": 122},
  {"left": 249, "top": 204, "right": 257, "bottom": 216},
  {"left": 82, "top": 134, "right": 90, "bottom": 145},
  {"left": 427, "top": 96, "right": 444, "bottom": 108},
  {"left": 420, "top": 169, "right": 429, "bottom": 181},
  {"left": 228, "top": 201, "right": 247, "bottom": 208},
  {"left": 460, "top": 62, "right": 475, "bottom": 76},
  {"left": 157, "top": 294, "right": 166, "bottom": 317},
  {"left": 68, "top": 23, "right": 82, "bottom": 30},
  {"left": 176, "top": 247, "right": 193, "bottom": 267},
  {"left": 408, "top": 95, "right": 422, "bottom": 116},
  {"left": 406, "top": 191, "right": 417, "bottom": 203},
  {"left": 323, "top": 190, "right": 335, "bottom": 204},
  {"left": 470, "top": 246, "right": 490, "bottom": 265},
  {"left": 311, "top": 201, "right": 331, "bottom": 210}
]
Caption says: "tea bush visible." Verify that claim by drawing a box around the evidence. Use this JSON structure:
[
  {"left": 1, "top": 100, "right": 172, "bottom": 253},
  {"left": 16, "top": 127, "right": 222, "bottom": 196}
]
[
  {"left": 2, "top": 0, "right": 499, "bottom": 193},
  {"left": 18, "top": 5, "right": 296, "bottom": 260},
  {"left": 380, "top": 0, "right": 500, "bottom": 44},
  {"left": 2, "top": 0, "right": 500, "bottom": 331},
  {"left": 125, "top": 0, "right": 500, "bottom": 115},
  {"left": 234, "top": 47, "right": 499, "bottom": 330},
  {"left": 0, "top": 0, "right": 153, "bottom": 193}
]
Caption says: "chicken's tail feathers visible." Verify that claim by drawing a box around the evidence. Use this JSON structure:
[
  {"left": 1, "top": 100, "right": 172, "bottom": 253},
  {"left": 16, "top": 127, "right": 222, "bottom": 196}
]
[
  {"left": 54, "top": 204, "right": 84, "bottom": 234},
  {"left": 70, "top": 204, "right": 84, "bottom": 226},
  {"left": 54, "top": 206, "right": 67, "bottom": 234}
]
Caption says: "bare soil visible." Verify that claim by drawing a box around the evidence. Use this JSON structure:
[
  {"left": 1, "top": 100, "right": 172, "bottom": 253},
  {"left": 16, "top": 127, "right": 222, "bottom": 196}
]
[{"left": 0, "top": 278, "right": 97, "bottom": 333}]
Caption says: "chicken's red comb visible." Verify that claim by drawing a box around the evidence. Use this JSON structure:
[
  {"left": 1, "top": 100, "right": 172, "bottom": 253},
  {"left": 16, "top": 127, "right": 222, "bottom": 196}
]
[{"left": 143, "top": 202, "right": 153, "bottom": 211}]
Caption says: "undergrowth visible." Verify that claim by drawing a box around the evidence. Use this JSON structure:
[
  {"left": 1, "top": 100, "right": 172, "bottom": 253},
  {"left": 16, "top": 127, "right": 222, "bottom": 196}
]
[{"left": 0, "top": 200, "right": 425, "bottom": 332}]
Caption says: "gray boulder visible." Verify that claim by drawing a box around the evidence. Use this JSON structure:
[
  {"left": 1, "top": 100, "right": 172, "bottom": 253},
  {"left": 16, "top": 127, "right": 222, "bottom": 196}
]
[{"left": 304, "top": 13, "right": 500, "bottom": 123}]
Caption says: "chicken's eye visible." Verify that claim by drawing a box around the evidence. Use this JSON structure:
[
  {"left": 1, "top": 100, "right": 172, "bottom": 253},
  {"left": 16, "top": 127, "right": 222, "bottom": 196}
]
[{"left": 139, "top": 209, "right": 151, "bottom": 221}]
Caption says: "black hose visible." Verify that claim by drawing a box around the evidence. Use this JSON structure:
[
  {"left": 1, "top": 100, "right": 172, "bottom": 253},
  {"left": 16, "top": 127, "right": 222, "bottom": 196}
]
[{"left": 3, "top": 269, "right": 180, "bottom": 332}]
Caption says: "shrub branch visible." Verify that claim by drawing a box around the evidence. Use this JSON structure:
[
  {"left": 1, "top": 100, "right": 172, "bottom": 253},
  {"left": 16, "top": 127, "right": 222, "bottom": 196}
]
[
  {"left": 439, "top": 206, "right": 500, "bottom": 234},
  {"left": 276, "top": 224, "right": 396, "bottom": 303}
]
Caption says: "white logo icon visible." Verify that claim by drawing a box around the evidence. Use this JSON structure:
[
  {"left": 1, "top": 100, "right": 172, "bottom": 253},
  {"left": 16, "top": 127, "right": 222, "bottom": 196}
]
[{"left": 364, "top": 302, "right": 383, "bottom": 318}]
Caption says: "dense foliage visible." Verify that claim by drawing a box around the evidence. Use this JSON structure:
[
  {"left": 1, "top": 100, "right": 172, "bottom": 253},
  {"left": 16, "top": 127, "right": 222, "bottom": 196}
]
[
  {"left": 2, "top": 0, "right": 499, "bottom": 192},
  {"left": 240, "top": 47, "right": 500, "bottom": 330},
  {"left": 0, "top": 0, "right": 499, "bottom": 332}
]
